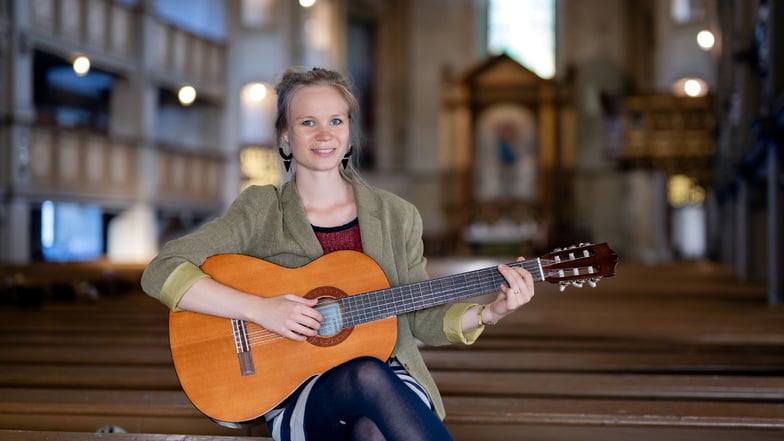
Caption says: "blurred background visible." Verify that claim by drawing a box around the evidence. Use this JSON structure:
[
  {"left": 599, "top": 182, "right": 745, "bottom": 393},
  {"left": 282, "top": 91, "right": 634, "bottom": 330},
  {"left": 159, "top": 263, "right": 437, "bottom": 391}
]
[
  {"left": 1, "top": 0, "right": 781, "bottom": 299},
  {"left": 0, "top": 1, "right": 783, "bottom": 439}
]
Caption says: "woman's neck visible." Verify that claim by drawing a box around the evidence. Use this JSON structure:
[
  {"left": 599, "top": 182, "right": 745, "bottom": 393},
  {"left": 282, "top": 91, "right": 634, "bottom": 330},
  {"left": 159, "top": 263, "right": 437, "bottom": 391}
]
[{"left": 295, "top": 172, "right": 357, "bottom": 228}]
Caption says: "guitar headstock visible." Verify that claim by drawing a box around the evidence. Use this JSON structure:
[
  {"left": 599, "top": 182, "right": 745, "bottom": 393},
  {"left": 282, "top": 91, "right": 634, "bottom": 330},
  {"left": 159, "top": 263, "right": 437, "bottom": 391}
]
[{"left": 541, "top": 243, "right": 618, "bottom": 291}]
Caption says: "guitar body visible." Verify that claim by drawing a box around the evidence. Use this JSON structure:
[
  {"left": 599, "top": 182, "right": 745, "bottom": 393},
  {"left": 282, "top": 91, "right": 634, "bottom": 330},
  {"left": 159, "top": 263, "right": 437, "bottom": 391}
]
[{"left": 168, "top": 251, "right": 397, "bottom": 425}]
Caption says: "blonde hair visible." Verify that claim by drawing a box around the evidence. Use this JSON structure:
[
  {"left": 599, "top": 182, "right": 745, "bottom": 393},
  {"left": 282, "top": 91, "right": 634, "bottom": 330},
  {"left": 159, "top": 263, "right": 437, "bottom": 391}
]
[{"left": 274, "top": 67, "right": 362, "bottom": 181}]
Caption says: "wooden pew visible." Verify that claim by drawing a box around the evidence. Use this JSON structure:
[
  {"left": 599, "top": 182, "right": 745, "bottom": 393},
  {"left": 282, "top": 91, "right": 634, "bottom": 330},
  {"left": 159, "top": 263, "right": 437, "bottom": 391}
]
[
  {"left": 3, "top": 360, "right": 783, "bottom": 401},
  {"left": 430, "top": 351, "right": 784, "bottom": 438},
  {"left": 422, "top": 346, "right": 784, "bottom": 373},
  {"left": 0, "top": 430, "right": 272, "bottom": 441},
  {"left": 0, "top": 364, "right": 179, "bottom": 389},
  {"left": 1, "top": 259, "right": 783, "bottom": 441},
  {"left": 443, "top": 395, "right": 784, "bottom": 428},
  {"left": 432, "top": 370, "right": 784, "bottom": 401},
  {"left": 2, "top": 384, "right": 781, "bottom": 440},
  {"left": 445, "top": 422, "right": 784, "bottom": 441},
  {"left": 0, "top": 388, "right": 223, "bottom": 435},
  {"left": 2, "top": 353, "right": 782, "bottom": 435}
]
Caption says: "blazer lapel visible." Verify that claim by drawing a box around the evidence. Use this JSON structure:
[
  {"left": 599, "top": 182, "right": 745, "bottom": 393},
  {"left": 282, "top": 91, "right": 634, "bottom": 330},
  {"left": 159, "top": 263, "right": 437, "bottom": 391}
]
[
  {"left": 354, "top": 183, "right": 392, "bottom": 278},
  {"left": 280, "top": 182, "right": 323, "bottom": 260}
]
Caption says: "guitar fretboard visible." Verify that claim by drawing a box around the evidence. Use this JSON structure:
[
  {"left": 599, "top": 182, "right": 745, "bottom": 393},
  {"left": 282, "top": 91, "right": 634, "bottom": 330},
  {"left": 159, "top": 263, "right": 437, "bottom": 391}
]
[{"left": 338, "top": 259, "right": 544, "bottom": 328}]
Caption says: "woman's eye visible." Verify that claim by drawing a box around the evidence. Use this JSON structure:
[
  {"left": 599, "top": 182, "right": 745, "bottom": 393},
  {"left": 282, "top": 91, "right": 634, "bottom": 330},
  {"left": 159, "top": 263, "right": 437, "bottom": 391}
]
[
  {"left": 301, "top": 120, "right": 314, "bottom": 127},
  {"left": 330, "top": 118, "right": 343, "bottom": 126}
]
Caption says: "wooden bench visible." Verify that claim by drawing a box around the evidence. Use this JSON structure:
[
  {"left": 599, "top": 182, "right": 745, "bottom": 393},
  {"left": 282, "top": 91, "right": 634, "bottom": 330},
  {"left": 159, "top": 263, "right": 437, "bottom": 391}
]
[
  {"left": 0, "top": 261, "right": 143, "bottom": 308},
  {"left": 0, "top": 430, "right": 272, "bottom": 441},
  {"left": 3, "top": 360, "right": 783, "bottom": 400},
  {"left": 2, "top": 387, "right": 781, "bottom": 441},
  {"left": 1, "top": 259, "right": 783, "bottom": 440},
  {"left": 0, "top": 364, "right": 179, "bottom": 389},
  {"left": 432, "top": 370, "right": 784, "bottom": 401},
  {"left": 443, "top": 395, "right": 784, "bottom": 428},
  {"left": 3, "top": 345, "right": 782, "bottom": 419},
  {"left": 422, "top": 346, "right": 784, "bottom": 373},
  {"left": 445, "top": 419, "right": 784, "bottom": 441},
  {"left": 0, "top": 388, "right": 270, "bottom": 437}
]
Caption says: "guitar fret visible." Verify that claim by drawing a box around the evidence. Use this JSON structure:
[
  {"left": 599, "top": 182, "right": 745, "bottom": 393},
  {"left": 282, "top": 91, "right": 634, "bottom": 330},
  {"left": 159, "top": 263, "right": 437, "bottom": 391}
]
[
  {"left": 413, "top": 283, "right": 425, "bottom": 310},
  {"left": 429, "top": 278, "right": 445, "bottom": 308},
  {"left": 339, "top": 258, "right": 546, "bottom": 329},
  {"left": 378, "top": 287, "right": 392, "bottom": 319},
  {"left": 441, "top": 277, "right": 457, "bottom": 304},
  {"left": 347, "top": 294, "right": 373, "bottom": 327}
]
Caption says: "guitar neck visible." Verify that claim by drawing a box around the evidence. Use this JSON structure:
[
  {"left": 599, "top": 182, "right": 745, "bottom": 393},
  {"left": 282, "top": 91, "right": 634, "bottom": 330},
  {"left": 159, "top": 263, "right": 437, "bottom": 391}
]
[{"left": 338, "top": 259, "right": 545, "bottom": 327}]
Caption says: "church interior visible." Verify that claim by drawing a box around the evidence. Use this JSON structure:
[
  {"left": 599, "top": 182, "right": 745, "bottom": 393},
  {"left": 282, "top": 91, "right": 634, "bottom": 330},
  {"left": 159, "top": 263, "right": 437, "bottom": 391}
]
[{"left": 0, "top": 0, "right": 783, "bottom": 440}]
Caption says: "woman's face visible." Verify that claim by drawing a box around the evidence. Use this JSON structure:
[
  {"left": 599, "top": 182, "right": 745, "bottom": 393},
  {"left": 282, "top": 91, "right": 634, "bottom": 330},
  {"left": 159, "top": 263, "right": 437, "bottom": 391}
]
[{"left": 284, "top": 85, "right": 350, "bottom": 174}]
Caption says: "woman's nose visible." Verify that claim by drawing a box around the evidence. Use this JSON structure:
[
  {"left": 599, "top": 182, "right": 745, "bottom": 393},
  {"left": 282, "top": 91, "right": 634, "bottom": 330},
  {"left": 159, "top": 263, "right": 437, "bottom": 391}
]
[{"left": 314, "top": 125, "right": 332, "bottom": 140}]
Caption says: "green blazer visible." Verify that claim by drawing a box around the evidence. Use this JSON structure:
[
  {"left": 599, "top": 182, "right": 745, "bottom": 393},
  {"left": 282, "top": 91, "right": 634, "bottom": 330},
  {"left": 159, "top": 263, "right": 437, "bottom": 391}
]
[{"left": 141, "top": 180, "right": 484, "bottom": 419}]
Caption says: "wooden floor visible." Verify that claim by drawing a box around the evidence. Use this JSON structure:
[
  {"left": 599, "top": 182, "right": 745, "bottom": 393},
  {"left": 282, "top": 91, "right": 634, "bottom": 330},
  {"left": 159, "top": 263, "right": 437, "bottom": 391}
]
[{"left": 1, "top": 256, "right": 783, "bottom": 440}]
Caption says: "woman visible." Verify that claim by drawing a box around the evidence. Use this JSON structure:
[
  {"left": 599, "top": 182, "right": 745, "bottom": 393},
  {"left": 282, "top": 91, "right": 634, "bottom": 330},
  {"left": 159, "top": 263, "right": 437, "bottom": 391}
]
[{"left": 141, "top": 67, "right": 535, "bottom": 441}]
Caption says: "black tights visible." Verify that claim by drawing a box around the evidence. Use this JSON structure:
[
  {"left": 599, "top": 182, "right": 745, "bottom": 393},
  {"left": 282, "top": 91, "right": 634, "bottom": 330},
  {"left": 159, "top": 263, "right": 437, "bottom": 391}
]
[{"left": 302, "top": 357, "right": 454, "bottom": 441}]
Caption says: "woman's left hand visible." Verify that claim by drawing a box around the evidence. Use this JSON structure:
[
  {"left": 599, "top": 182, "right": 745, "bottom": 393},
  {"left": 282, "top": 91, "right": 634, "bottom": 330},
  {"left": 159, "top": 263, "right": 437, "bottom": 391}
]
[{"left": 482, "top": 257, "right": 535, "bottom": 325}]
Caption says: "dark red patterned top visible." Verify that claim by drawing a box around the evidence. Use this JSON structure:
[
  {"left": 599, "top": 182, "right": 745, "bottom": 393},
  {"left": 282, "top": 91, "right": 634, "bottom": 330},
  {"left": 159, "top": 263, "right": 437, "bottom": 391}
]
[{"left": 312, "top": 218, "right": 363, "bottom": 253}]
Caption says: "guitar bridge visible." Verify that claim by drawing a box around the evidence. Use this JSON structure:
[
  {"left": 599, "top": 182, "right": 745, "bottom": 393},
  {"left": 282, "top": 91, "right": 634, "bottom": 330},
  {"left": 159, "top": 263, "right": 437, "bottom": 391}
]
[
  {"left": 237, "top": 350, "right": 255, "bottom": 376},
  {"left": 232, "top": 319, "right": 256, "bottom": 376}
]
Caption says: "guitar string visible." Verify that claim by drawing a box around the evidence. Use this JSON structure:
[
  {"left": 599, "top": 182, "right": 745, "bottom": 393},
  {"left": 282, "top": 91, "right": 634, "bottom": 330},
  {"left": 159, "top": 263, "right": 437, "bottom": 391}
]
[
  {"left": 240, "top": 258, "right": 565, "bottom": 346},
  {"left": 240, "top": 270, "right": 479, "bottom": 346},
  {"left": 239, "top": 254, "right": 596, "bottom": 345},
  {"left": 239, "top": 261, "right": 588, "bottom": 345},
  {"left": 339, "top": 259, "right": 548, "bottom": 328},
  {"left": 241, "top": 263, "right": 510, "bottom": 345},
  {"left": 340, "top": 255, "right": 604, "bottom": 330}
]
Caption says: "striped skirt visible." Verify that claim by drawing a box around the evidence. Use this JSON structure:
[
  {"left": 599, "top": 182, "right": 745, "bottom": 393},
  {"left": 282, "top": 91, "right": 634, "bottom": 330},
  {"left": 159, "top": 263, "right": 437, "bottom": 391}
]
[{"left": 265, "top": 358, "right": 432, "bottom": 441}]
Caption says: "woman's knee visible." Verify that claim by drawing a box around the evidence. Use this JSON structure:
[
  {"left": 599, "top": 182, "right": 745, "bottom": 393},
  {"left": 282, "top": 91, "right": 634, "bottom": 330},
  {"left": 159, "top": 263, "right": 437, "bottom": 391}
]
[
  {"left": 344, "top": 357, "right": 388, "bottom": 378},
  {"left": 341, "top": 357, "right": 395, "bottom": 390}
]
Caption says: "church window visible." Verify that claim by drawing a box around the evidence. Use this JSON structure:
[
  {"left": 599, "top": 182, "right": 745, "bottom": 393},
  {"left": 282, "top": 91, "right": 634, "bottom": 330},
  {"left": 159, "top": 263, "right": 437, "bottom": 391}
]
[{"left": 487, "top": 0, "right": 555, "bottom": 79}]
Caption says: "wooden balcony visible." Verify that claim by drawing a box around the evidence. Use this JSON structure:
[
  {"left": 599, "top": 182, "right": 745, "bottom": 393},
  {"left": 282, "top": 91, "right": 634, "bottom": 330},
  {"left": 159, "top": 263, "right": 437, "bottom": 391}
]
[
  {"left": 27, "top": 124, "right": 138, "bottom": 200},
  {"left": 606, "top": 94, "right": 716, "bottom": 179}
]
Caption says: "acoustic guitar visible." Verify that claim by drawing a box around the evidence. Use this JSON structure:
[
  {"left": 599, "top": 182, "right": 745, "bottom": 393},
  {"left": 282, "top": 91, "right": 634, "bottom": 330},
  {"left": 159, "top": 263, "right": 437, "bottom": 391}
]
[{"left": 169, "top": 243, "right": 617, "bottom": 425}]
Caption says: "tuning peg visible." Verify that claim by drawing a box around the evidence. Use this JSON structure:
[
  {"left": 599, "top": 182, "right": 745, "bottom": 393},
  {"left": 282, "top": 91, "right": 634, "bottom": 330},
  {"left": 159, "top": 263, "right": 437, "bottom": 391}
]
[
  {"left": 587, "top": 279, "right": 597, "bottom": 288},
  {"left": 571, "top": 280, "right": 584, "bottom": 288},
  {"left": 559, "top": 282, "right": 568, "bottom": 292}
]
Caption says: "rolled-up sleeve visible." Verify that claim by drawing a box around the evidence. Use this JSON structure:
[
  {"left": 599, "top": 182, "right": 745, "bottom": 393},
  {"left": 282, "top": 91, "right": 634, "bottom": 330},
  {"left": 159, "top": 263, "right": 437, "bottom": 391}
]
[
  {"left": 443, "top": 303, "right": 484, "bottom": 344},
  {"left": 158, "top": 261, "right": 211, "bottom": 310},
  {"left": 140, "top": 185, "right": 279, "bottom": 309}
]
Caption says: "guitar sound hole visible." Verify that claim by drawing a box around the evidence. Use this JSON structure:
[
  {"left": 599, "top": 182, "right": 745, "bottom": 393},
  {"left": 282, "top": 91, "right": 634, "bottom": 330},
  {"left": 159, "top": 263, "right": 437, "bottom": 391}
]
[{"left": 305, "top": 286, "right": 353, "bottom": 347}]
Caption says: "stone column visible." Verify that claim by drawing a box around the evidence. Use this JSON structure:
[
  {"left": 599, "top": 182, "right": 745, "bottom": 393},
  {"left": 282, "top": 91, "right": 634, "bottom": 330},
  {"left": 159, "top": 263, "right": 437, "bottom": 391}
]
[
  {"left": 106, "top": 0, "right": 158, "bottom": 262},
  {"left": 0, "top": 0, "right": 35, "bottom": 263}
]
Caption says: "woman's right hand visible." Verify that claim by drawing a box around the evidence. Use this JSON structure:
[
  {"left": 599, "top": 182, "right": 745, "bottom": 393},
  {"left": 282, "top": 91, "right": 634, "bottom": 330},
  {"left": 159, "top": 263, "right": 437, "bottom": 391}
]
[
  {"left": 256, "top": 295, "right": 323, "bottom": 341},
  {"left": 176, "top": 278, "right": 323, "bottom": 342}
]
